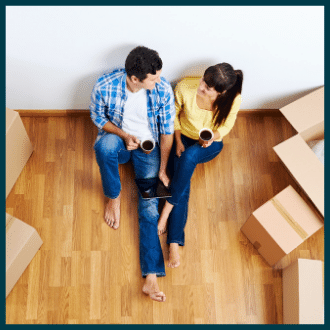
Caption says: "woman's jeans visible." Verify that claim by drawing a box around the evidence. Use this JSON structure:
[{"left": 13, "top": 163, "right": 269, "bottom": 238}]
[
  {"left": 94, "top": 133, "right": 165, "bottom": 277},
  {"left": 167, "top": 134, "right": 223, "bottom": 246}
]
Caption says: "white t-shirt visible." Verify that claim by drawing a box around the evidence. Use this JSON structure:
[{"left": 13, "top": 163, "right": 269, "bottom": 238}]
[{"left": 122, "top": 88, "right": 154, "bottom": 142}]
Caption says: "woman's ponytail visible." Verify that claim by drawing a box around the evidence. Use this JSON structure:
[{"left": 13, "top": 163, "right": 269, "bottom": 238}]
[{"left": 204, "top": 64, "right": 243, "bottom": 129}]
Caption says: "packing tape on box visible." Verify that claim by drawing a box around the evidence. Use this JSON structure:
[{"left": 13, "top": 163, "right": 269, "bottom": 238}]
[{"left": 271, "top": 197, "right": 308, "bottom": 240}]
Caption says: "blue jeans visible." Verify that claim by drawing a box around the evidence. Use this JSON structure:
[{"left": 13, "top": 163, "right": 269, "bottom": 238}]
[
  {"left": 94, "top": 133, "right": 165, "bottom": 277},
  {"left": 167, "top": 134, "right": 223, "bottom": 246}
]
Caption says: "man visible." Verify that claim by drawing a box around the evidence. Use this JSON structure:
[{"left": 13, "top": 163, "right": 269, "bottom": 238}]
[{"left": 90, "top": 46, "right": 175, "bottom": 302}]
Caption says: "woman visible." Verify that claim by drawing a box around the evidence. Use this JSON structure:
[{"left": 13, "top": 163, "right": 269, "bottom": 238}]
[{"left": 157, "top": 63, "right": 243, "bottom": 268}]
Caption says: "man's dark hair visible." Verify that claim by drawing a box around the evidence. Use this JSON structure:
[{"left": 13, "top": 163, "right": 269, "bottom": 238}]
[{"left": 125, "top": 46, "right": 162, "bottom": 81}]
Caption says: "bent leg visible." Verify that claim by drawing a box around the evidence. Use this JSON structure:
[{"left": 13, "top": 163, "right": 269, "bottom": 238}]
[
  {"left": 167, "top": 184, "right": 190, "bottom": 246},
  {"left": 94, "top": 133, "right": 130, "bottom": 228},
  {"left": 94, "top": 133, "right": 130, "bottom": 199},
  {"left": 167, "top": 139, "right": 223, "bottom": 206}
]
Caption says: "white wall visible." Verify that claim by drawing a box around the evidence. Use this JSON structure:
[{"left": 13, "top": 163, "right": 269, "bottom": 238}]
[{"left": 6, "top": 6, "right": 324, "bottom": 110}]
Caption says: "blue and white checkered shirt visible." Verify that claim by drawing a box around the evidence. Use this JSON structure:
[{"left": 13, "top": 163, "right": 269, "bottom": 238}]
[{"left": 90, "top": 68, "right": 175, "bottom": 144}]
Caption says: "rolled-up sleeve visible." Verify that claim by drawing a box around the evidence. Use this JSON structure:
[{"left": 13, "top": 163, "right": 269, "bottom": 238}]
[
  {"left": 90, "top": 86, "right": 109, "bottom": 130},
  {"left": 158, "top": 84, "right": 175, "bottom": 135}
]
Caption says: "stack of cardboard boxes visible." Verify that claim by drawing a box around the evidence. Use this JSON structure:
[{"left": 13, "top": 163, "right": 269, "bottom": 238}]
[
  {"left": 241, "top": 87, "right": 324, "bottom": 324},
  {"left": 6, "top": 108, "right": 43, "bottom": 297}
]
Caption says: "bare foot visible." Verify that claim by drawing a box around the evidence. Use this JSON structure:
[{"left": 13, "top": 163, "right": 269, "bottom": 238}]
[
  {"left": 142, "top": 274, "right": 166, "bottom": 302},
  {"left": 157, "top": 201, "right": 174, "bottom": 236},
  {"left": 157, "top": 214, "right": 168, "bottom": 236},
  {"left": 168, "top": 243, "right": 180, "bottom": 268},
  {"left": 104, "top": 194, "right": 121, "bottom": 229}
]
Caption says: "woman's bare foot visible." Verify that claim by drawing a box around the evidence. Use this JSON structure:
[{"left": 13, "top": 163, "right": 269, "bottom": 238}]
[
  {"left": 157, "top": 214, "right": 168, "bottom": 236},
  {"left": 104, "top": 194, "right": 121, "bottom": 229},
  {"left": 142, "top": 274, "right": 166, "bottom": 302},
  {"left": 168, "top": 243, "right": 180, "bottom": 268},
  {"left": 157, "top": 201, "right": 174, "bottom": 235}
]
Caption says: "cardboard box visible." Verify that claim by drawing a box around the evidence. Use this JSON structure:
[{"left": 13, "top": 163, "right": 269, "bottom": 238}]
[
  {"left": 6, "top": 213, "right": 43, "bottom": 297},
  {"left": 6, "top": 107, "right": 34, "bottom": 198},
  {"left": 273, "top": 86, "right": 324, "bottom": 217},
  {"left": 241, "top": 185, "right": 323, "bottom": 267},
  {"left": 282, "top": 258, "right": 324, "bottom": 324}
]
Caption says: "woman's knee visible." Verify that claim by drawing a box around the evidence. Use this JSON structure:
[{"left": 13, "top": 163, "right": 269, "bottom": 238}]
[{"left": 180, "top": 146, "right": 199, "bottom": 166}]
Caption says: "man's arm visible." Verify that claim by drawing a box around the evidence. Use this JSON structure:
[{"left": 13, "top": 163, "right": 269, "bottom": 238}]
[
  {"left": 90, "top": 79, "right": 140, "bottom": 150},
  {"left": 102, "top": 121, "right": 140, "bottom": 150},
  {"left": 158, "top": 133, "right": 174, "bottom": 187}
]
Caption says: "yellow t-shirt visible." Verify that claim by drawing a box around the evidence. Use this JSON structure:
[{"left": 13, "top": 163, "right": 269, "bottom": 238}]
[{"left": 174, "top": 77, "right": 242, "bottom": 141}]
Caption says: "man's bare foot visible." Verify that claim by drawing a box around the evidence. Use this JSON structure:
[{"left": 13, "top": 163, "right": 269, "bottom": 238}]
[
  {"left": 157, "top": 201, "right": 174, "bottom": 235},
  {"left": 168, "top": 243, "right": 180, "bottom": 268},
  {"left": 104, "top": 194, "right": 121, "bottom": 229},
  {"left": 142, "top": 274, "right": 166, "bottom": 302}
]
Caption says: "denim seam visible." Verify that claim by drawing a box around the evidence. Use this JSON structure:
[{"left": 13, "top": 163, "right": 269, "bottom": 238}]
[
  {"left": 166, "top": 199, "right": 178, "bottom": 206},
  {"left": 105, "top": 191, "right": 121, "bottom": 199},
  {"left": 142, "top": 272, "right": 166, "bottom": 277},
  {"left": 167, "top": 239, "right": 184, "bottom": 246}
]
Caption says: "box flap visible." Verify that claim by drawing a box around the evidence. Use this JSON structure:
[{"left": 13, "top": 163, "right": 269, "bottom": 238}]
[
  {"left": 297, "top": 259, "right": 324, "bottom": 324},
  {"left": 6, "top": 218, "right": 37, "bottom": 269},
  {"left": 253, "top": 202, "right": 303, "bottom": 254},
  {"left": 253, "top": 185, "right": 323, "bottom": 254},
  {"left": 275, "top": 186, "right": 323, "bottom": 235},
  {"left": 273, "top": 135, "right": 324, "bottom": 216},
  {"left": 6, "top": 213, "right": 13, "bottom": 226},
  {"left": 6, "top": 108, "right": 19, "bottom": 134},
  {"left": 279, "top": 86, "right": 324, "bottom": 134},
  {"left": 283, "top": 258, "right": 324, "bottom": 324}
]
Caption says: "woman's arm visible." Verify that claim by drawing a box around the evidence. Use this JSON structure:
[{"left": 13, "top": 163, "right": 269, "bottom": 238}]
[
  {"left": 174, "top": 130, "right": 185, "bottom": 157},
  {"left": 159, "top": 133, "right": 174, "bottom": 187}
]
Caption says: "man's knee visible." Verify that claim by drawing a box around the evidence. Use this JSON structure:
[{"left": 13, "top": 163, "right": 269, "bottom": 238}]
[{"left": 94, "top": 134, "right": 124, "bottom": 159}]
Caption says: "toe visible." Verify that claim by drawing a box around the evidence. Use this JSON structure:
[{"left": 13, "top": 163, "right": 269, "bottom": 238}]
[{"left": 151, "top": 292, "right": 166, "bottom": 302}]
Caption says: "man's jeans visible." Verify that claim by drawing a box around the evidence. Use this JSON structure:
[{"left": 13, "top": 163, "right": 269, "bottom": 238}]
[
  {"left": 94, "top": 133, "right": 165, "bottom": 277},
  {"left": 167, "top": 134, "right": 223, "bottom": 246}
]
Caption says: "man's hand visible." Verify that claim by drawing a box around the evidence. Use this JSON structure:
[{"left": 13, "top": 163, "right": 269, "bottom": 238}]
[
  {"left": 159, "top": 170, "right": 170, "bottom": 187},
  {"left": 176, "top": 141, "right": 185, "bottom": 157},
  {"left": 124, "top": 134, "right": 140, "bottom": 150}
]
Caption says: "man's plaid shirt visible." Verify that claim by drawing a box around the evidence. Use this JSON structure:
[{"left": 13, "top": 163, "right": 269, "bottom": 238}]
[{"left": 90, "top": 68, "right": 175, "bottom": 144}]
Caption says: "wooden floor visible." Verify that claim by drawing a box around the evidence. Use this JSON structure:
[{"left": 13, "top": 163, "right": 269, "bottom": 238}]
[{"left": 6, "top": 113, "right": 324, "bottom": 324}]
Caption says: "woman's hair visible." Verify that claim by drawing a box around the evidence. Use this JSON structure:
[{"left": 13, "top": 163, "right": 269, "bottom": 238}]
[
  {"left": 125, "top": 46, "right": 163, "bottom": 81},
  {"left": 203, "top": 63, "right": 243, "bottom": 129}
]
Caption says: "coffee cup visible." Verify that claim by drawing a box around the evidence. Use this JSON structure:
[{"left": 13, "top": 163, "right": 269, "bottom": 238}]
[
  {"left": 198, "top": 128, "right": 214, "bottom": 147},
  {"left": 140, "top": 139, "right": 155, "bottom": 154}
]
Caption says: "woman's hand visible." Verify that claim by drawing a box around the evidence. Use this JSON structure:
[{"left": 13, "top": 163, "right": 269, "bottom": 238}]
[
  {"left": 176, "top": 141, "right": 185, "bottom": 157},
  {"left": 202, "top": 138, "right": 214, "bottom": 148},
  {"left": 202, "top": 131, "right": 220, "bottom": 148}
]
